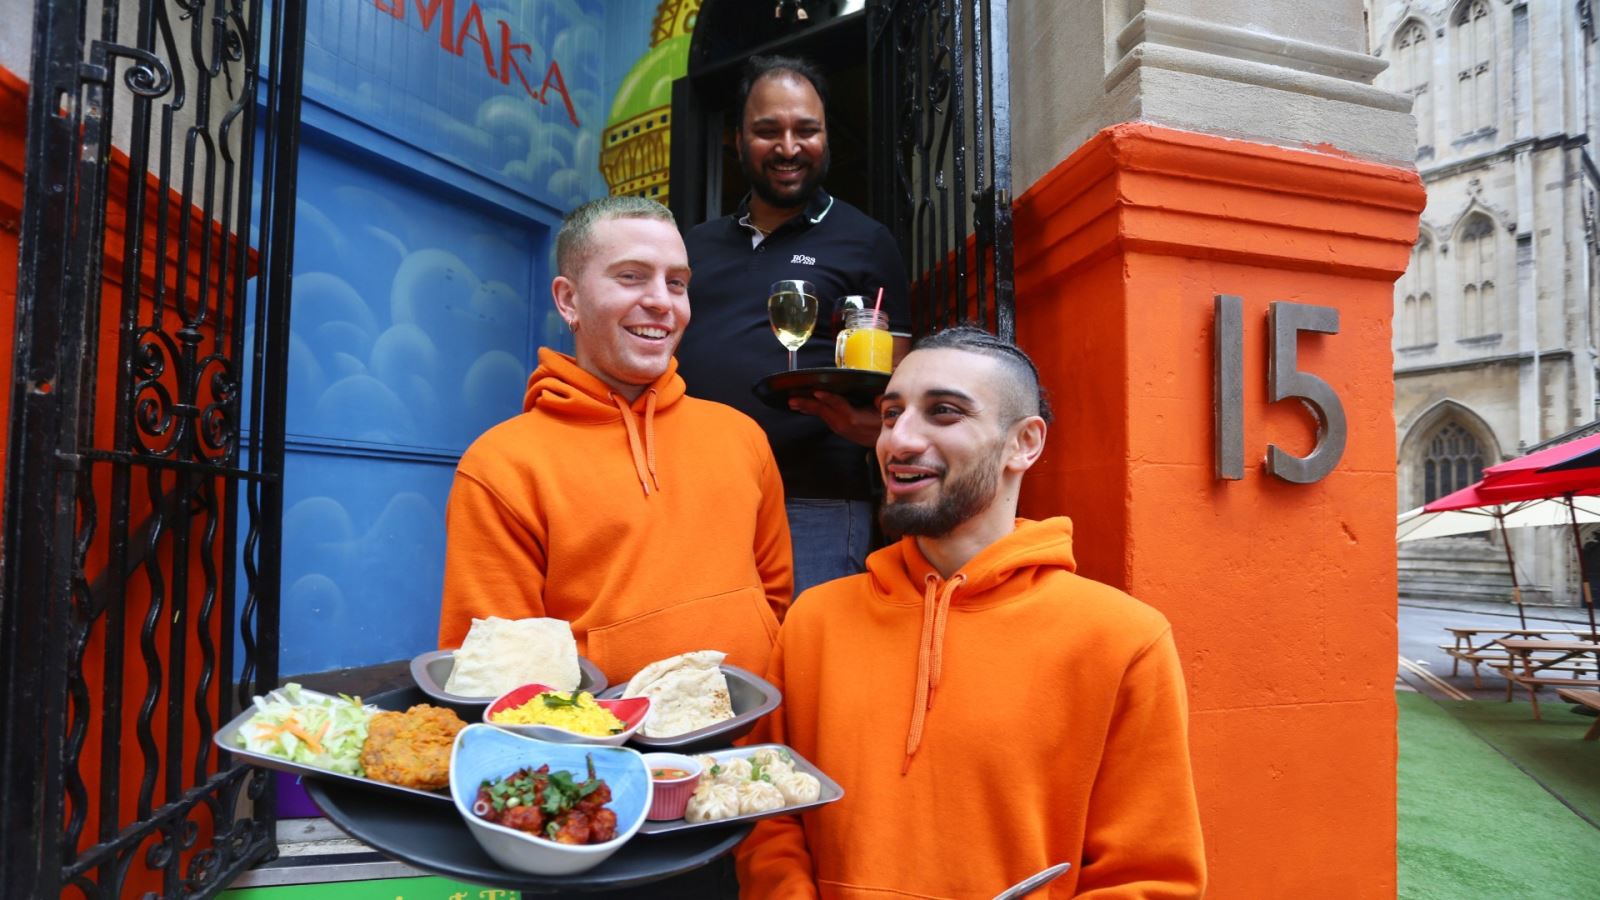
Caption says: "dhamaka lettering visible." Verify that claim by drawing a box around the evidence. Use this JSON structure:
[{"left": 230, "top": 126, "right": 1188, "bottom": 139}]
[{"left": 375, "top": 0, "right": 580, "bottom": 127}]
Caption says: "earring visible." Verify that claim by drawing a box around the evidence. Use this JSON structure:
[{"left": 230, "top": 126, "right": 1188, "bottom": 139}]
[{"left": 566, "top": 317, "right": 579, "bottom": 334}]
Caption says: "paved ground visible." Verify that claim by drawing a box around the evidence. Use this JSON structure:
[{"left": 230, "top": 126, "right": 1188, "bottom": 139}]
[{"left": 1398, "top": 600, "right": 1598, "bottom": 701}]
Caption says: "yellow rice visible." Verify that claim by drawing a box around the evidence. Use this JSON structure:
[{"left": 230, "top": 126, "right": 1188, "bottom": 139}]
[{"left": 491, "top": 691, "right": 625, "bottom": 735}]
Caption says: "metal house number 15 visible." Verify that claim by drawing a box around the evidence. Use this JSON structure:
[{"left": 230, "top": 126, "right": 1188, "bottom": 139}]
[{"left": 1213, "top": 295, "right": 1348, "bottom": 484}]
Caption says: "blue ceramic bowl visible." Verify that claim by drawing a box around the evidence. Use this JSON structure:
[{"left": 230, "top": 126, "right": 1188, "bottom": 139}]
[{"left": 449, "top": 724, "right": 651, "bottom": 875}]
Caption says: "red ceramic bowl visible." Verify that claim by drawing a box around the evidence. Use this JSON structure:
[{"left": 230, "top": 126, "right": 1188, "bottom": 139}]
[{"left": 485, "top": 684, "right": 650, "bottom": 746}]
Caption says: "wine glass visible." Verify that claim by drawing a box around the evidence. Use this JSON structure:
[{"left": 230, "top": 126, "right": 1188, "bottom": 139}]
[{"left": 767, "top": 280, "right": 820, "bottom": 370}]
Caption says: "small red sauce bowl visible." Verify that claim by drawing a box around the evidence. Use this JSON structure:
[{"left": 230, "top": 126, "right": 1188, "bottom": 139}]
[{"left": 641, "top": 752, "right": 703, "bottom": 821}]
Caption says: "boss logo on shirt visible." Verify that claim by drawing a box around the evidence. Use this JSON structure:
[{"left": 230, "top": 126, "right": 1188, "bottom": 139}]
[{"left": 790, "top": 253, "right": 816, "bottom": 265}]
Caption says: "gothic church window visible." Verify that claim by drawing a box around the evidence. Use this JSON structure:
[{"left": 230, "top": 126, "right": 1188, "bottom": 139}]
[
  {"left": 1394, "top": 20, "right": 1433, "bottom": 150},
  {"left": 1457, "top": 214, "right": 1497, "bottom": 337},
  {"left": 1397, "top": 235, "right": 1437, "bottom": 346},
  {"left": 1422, "top": 421, "right": 1485, "bottom": 503},
  {"left": 1453, "top": 0, "right": 1496, "bottom": 134}
]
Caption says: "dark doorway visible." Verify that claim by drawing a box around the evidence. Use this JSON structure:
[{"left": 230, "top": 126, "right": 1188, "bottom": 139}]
[
  {"left": 669, "top": 5, "right": 872, "bottom": 229},
  {"left": 671, "top": 0, "right": 1015, "bottom": 339}
]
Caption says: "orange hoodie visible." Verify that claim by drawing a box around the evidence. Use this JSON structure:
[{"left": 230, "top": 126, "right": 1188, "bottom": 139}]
[
  {"left": 438, "top": 349, "right": 793, "bottom": 683},
  {"left": 736, "top": 518, "right": 1205, "bottom": 899}
]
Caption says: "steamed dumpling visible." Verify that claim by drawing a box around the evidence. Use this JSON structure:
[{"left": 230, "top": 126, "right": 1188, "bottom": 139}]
[
  {"left": 685, "top": 781, "right": 739, "bottom": 823},
  {"left": 772, "top": 769, "right": 822, "bottom": 805},
  {"left": 715, "top": 757, "right": 754, "bottom": 784},
  {"left": 749, "top": 748, "right": 793, "bottom": 774},
  {"left": 736, "top": 779, "right": 785, "bottom": 815}
]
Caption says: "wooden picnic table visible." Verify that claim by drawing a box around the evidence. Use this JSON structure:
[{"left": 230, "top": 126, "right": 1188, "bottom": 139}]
[
  {"left": 1493, "top": 637, "right": 1600, "bottom": 718},
  {"left": 1440, "top": 627, "right": 1600, "bottom": 688},
  {"left": 1554, "top": 688, "right": 1600, "bottom": 741}
]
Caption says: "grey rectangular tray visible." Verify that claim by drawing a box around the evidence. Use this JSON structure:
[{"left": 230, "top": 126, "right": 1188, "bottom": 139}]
[
  {"left": 410, "top": 649, "right": 607, "bottom": 707},
  {"left": 637, "top": 743, "right": 842, "bottom": 836},
  {"left": 214, "top": 686, "right": 454, "bottom": 805},
  {"left": 599, "top": 663, "right": 781, "bottom": 754}
]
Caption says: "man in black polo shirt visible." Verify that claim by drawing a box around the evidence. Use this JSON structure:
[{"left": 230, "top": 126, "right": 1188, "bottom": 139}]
[{"left": 678, "top": 55, "right": 910, "bottom": 597}]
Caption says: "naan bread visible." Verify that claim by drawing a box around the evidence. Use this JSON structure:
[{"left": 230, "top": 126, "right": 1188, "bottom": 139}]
[
  {"left": 621, "top": 650, "right": 735, "bottom": 738},
  {"left": 443, "top": 616, "right": 580, "bottom": 697},
  {"left": 622, "top": 649, "right": 726, "bottom": 697}
]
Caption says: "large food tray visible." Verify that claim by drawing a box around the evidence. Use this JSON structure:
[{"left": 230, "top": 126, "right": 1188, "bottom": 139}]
[
  {"left": 215, "top": 686, "right": 466, "bottom": 805},
  {"left": 599, "top": 663, "right": 781, "bottom": 754},
  {"left": 637, "top": 743, "right": 843, "bottom": 836},
  {"left": 411, "top": 649, "right": 607, "bottom": 707}
]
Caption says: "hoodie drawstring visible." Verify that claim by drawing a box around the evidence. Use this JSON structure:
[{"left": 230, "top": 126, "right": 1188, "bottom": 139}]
[
  {"left": 904, "top": 571, "right": 966, "bottom": 774},
  {"left": 611, "top": 390, "right": 662, "bottom": 497},
  {"left": 643, "top": 390, "right": 660, "bottom": 492}
]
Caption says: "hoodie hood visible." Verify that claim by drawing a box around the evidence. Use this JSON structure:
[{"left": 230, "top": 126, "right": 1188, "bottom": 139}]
[
  {"left": 523, "top": 348, "right": 687, "bottom": 496},
  {"left": 865, "top": 517, "right": 1077, "bottom": 601},
  {"left": 864, "top": 517, "right": 1077, "bottom": 772}
]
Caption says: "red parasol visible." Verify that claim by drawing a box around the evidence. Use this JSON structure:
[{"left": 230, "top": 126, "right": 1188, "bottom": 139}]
[
  {"left": 1471, "top": 431, "right": 1600, "bottom": 503},
  {"left": 1424, "top": 434, "right": 1600, "bottom": 633}
]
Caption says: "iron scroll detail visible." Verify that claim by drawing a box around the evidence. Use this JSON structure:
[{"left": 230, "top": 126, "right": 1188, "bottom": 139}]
[
  {"left": 870, "top": 0, "right": 1014, "bottom": 340},
  {"left": 85, "top": 40, "right": 176, "bottom": 99},
  {"left": 0, "top": 0, "right": 305, "bottom": 896}
]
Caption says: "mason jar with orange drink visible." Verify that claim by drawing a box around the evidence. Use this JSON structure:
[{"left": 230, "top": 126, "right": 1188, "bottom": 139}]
[{"left": 834, "top": 308, "right": 893, "bottom": 373}]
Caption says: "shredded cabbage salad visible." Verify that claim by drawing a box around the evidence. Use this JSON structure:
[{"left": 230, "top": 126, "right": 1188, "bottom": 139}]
[{"left": 235, "top": 683, "right": 374, "bottom": 777}]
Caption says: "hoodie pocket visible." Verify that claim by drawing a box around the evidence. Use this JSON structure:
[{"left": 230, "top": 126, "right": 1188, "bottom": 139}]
[{"left": 586, "top": 584, "right": 780, "bottom": 683}]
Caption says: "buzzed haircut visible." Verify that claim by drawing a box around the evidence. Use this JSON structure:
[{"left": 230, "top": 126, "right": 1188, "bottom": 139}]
[
  {"left": 736, "top": 55, "right": 828, "bottom": 130},
  {"left": 556, "top": 196, "right": 676, "bottom": 279},
  {"left": 914, "top": 326, "right": 1053, "bottom": 424}
]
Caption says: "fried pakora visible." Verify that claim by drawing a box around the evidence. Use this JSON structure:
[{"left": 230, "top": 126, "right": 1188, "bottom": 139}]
[{"left": 359, "top": 703, "right": 465, "bottom": 790}]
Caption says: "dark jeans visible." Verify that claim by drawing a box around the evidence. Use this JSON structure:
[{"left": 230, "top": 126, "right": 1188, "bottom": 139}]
[{"left": 786, "top": 498, "right": 873, "bottom": 599}]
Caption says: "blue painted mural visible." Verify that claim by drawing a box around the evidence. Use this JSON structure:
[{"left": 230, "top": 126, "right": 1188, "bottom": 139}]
[{"left": 266, "top": 0, "right": 679, "bottom": 674}]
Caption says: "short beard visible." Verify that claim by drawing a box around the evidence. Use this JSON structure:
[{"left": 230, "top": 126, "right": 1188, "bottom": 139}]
[
  {"left": 879, "top": 454, "right": 1002, "bottom": 539},
  {"left": 740, "top": 134, "right": 831, "bottom": 209}
]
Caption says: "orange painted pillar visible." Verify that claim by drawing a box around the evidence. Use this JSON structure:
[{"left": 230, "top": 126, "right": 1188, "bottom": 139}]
[{"left": 1015, "top": 124, "right": 1424, "bottom": 897}]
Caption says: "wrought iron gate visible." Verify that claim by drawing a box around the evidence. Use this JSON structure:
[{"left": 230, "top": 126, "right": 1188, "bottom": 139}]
[
  {"left": 870, "top": 0, "right": 1014, "bottom": 339},
  {"left": 1, "top": 0, "right": 305, "bottom": 895}
]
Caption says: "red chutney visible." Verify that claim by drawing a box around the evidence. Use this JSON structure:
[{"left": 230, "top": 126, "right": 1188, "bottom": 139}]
[{"left": 471, "top": 762, "right": 617, "bottom": 844}]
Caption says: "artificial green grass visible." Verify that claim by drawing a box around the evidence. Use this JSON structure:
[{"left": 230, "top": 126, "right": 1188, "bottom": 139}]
[
  {"left": 1398, "top": 691, "right": 1600, "bottom": 899},
  {"left": 1433, "top": 696, "right": 1600, "bottom": 827}
]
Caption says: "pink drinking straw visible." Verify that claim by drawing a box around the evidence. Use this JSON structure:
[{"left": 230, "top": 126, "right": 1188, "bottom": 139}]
[{"left": 872, "top": 286, "right": 884, "bottom": 316}]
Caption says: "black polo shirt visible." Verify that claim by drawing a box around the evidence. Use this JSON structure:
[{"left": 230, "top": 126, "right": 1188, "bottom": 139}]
[{"left": 678, "top": 190, "right": 910, "bottom": 501}]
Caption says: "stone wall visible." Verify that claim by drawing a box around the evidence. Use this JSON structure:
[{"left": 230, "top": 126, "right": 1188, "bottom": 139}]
[{"left": 1370, "top": 0, "right": 1600, "bottom": 605}]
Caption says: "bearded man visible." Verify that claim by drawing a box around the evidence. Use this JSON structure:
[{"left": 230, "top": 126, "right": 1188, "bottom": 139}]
[
  {"left": 677, "top": 55, "right": 910, "bottom": 598},
  {"left": 735, "top": 327, "right": 1207, "bottom": 899}
]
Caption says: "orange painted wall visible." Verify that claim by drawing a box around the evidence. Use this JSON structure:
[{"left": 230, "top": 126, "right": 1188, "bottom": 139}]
[{"left": 1014, "top": 124, "right": 1423, "bottom": 897}]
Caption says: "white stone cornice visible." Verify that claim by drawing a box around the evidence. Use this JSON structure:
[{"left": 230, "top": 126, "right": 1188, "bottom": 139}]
[
  {"left": 1117, "top": 11, "right": 1390, "bottom": 83},
  {"left": 1108, "top": 12, "right": 1410, "bottom": 113},
  {"left": 1108, "top": 43, "right": 1413, "bottom": 114},
  {"left": 1009, "top": 3, "right": 1420, "bottom": 188}
]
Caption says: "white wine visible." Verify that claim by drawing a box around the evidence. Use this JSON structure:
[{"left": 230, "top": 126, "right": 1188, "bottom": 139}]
[{"left": 768, "top": 290, "right": 819, "bottom": 352}]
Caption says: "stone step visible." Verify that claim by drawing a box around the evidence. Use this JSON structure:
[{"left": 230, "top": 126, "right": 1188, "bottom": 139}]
[{"left": 1399, "top": 537, "right": 1516, "bottom": 603}]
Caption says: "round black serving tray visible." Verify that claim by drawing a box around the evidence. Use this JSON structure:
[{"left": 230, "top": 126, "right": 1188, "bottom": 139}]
[
  {"left": 301, "top": 686, "right": 751, "bottom": 893},
  {"left": 752, "top": 367, "right": 890, "bottom": 410}
]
